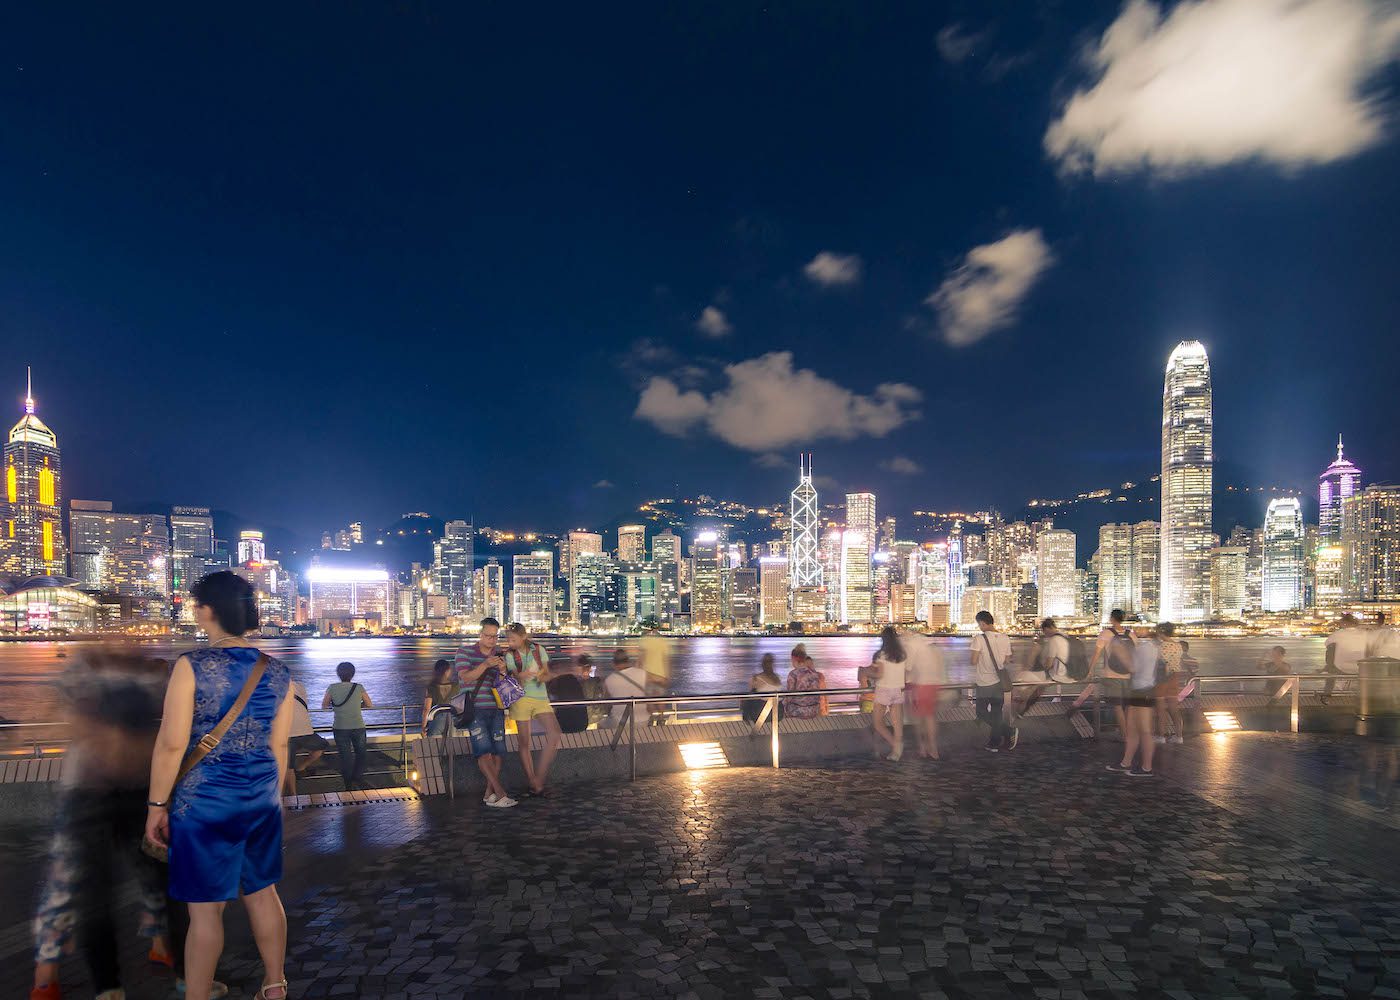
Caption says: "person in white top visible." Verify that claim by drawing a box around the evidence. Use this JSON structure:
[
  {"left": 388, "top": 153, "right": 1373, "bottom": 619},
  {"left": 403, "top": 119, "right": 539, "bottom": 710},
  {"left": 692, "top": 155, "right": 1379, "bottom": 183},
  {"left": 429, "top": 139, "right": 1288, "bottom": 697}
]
[
  {"left": 1011, "top": 618, "right": 1068, "bottom": 722},
  {"left": 1323, "top": 613, "right": 1371, "bottom": 703},
  {"left": 284, "top": 680, "right": 327, "bottom": 795},
  {"left": 869, "top": 626, "right": 909, "bottom": 762},
  {"left": 970, "top": 611, "right": 1015, "bottom": 751},
  {"left": 905, "top": 634, "right": 947, "bottom": 760}
]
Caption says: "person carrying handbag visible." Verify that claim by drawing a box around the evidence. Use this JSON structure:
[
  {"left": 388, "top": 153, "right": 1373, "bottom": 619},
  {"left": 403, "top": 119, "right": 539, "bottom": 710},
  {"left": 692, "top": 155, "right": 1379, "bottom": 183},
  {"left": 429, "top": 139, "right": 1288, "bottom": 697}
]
[{"left": 970, "top": 610, "right": 1016, "bottom": 752}]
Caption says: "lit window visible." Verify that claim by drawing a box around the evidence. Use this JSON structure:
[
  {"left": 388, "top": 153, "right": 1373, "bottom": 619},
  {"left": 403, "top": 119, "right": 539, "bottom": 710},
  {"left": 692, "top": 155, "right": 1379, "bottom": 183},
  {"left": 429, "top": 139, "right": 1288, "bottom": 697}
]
[
  {"left": 38, "top": 466, "right": 56, "bottom": 507},
  {"left": 5, "top": 464, "right": 14, "bottom": 503},
  {"left": 42, "top": 521, "right": 54, "bottom": 563}
]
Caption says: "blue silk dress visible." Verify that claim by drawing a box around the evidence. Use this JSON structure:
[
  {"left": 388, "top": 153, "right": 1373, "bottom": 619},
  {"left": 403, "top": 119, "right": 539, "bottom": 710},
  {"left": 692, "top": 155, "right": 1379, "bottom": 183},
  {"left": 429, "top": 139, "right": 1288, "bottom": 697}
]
[{"left": 169, "top": 647, "right": 291, "bottom": 902}]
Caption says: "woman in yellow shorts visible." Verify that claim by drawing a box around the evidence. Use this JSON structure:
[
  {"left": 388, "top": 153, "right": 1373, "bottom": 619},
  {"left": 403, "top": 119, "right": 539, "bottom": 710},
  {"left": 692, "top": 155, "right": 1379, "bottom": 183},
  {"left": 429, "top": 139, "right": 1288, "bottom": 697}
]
[{"left": 504, "top": 623, "right": 563, "bottom": 796}]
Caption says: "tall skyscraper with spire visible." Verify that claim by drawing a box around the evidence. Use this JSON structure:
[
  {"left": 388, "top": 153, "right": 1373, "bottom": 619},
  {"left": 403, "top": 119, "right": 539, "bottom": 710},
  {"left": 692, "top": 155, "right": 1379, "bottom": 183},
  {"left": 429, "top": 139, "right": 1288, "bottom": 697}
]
[
  {"left": 2, "top": 369, "right": 67, "bottom": 577},
  {"left": 1159, "top": 341, "right": 1213, "bottom": 623},
  {"left": 788, "top": 454, "right": 822, "bottom": 590},
  {"left": 1319, "top": 435, "right": 1361, "bottom": 544}
]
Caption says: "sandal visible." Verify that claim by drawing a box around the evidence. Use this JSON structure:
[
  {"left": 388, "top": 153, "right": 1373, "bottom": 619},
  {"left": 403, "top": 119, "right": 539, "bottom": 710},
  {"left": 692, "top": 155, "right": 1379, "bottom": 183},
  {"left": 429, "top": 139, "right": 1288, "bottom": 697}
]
[{"left": 256, "top": 981, "right": 289, "bottom": 1000}]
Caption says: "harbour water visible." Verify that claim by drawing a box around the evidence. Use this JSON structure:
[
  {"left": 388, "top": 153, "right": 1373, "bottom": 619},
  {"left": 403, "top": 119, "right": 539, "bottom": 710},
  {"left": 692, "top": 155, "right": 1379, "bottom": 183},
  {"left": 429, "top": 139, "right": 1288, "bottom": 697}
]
[{"left": 0, "top": 635, "right": 1326, "bottom": 724}]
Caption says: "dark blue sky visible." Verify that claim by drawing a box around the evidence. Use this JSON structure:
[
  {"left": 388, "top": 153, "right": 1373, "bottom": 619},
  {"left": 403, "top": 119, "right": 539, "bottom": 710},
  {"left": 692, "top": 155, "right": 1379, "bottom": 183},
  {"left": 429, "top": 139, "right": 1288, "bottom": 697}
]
[{"left": 4, "top": 2, "right": 1398, "bottom": 538}]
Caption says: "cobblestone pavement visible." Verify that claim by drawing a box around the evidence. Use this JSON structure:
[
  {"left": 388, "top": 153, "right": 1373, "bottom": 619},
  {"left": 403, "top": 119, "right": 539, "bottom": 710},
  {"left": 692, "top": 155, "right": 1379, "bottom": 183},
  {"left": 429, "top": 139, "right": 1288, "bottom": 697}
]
[{"left": 8, "top": 734, "right": 1400, "bottom": 998}]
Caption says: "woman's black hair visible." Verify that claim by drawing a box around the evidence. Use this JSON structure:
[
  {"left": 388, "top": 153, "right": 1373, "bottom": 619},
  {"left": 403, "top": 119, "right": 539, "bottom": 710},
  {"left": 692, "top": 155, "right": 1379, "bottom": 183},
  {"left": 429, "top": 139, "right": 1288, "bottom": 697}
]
[
  {"left": 432, "top": 659, "right": 452, "bottom": 681},
  {"left": 337, "top": 661, "right": 356, "bottom": 682},
  {"left": 759, "top": 653, "right": 777, "bottom": 675},
  {"left": 878, "top": 625, "right": 906, "bottom": 663},
  {"left": 191, "top": 570, "right": 259, "bottom": 636}
]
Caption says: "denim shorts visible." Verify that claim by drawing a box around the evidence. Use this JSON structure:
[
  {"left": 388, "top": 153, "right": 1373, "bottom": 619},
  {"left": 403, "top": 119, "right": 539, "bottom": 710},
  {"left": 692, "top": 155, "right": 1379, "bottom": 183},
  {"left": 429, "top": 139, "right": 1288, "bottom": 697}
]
[{"left": 467, "top": 707, "right": 507, "bottom": 757}]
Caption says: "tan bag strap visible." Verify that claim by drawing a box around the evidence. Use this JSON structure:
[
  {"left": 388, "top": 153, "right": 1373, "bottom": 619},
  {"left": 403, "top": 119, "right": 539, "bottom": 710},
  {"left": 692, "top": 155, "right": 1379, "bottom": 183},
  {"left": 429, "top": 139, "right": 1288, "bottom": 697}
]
[{"left": 176, "top": 653, "right": 268, "bottom": 785}]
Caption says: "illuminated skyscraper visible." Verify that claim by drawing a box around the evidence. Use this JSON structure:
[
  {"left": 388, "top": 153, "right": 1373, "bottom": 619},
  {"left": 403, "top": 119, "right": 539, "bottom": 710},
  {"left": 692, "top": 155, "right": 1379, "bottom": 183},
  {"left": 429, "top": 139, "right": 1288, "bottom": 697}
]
[
  {"left": 1160, "top": 341, "right": 1213, "bottom": 622},
  {"left": 170, "top": 506, "right": 214, "bottom": 623},
  {"left": 1262, "top": 497, "right": 1304, "bottom": 613},
  {"left": 1341, "top": 484, "right": 1400, "bottom": 601},
  {"left": 617, "top": 524, "right": 646, "bottom": 563},
  {"left": 819, "top": 528, "right": 843, "bottom": 621},
  {"left": 237, "top": 530, "right": 266, "bottom": 565},
  {"left": 845, "top": 492, "right": 877, "bottom": 562},
  {"left": 691, "top": 531, "right": 722, "bottom": 629},
  {"left": 840, "top": 530, "right": 873, "bottom": 624},
  {"left": 651, "top": 529, "right": 681, "bottom": 622},
  {"left": 1131, "top": 520, "right": 1161, "bottom": 619},
  {"left": 1097, "top": 524, "right": 1134, "bottom": 618},
  {"left": 512, "top": 550, "right": 555, "bottom": 629},
  {"left": 1210, "top": 545, "right": 1248, "bottom": 618},
  {"left": 1319, "top": 436, "right": 1361, "bottom": 545},
  {"left": 431, "top": 519, "right": 474, "bottom": 616},
  {"left": 788, "top": 455, "right": 822, "bottom": 591},
  {"left": 2, "top": 370, "right": 66, "bottom": 577},
  {"left": 1036, "top": 529, "right": 1077, "bottom": 618},
  {"left": 481, "top": 558, "right": 506, "bottom": 623},
  {"left": 947, "top": 529, "right": 966, "bottom": 626},
  {"left": 759, "top": 556, "right": 790, "bottom": 625}
]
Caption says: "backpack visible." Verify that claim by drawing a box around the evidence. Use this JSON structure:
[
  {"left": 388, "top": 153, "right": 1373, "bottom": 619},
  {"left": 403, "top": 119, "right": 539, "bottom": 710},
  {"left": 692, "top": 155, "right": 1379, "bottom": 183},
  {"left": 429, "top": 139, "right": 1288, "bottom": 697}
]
[
  {"left": 1107, "top": 628, "right": 1136, "bottom": 676},
  {"left": 1061, "top": 635, "right": 1089, "bottom": 681}
]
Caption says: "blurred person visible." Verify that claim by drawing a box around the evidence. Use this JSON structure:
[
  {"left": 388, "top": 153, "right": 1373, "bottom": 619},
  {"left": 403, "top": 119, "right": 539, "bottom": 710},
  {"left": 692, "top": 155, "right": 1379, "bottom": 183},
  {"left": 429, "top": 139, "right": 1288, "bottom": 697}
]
[
  {"left": 743, "top": 653, "right": 783, "bottom": 723},
  {"left": 1154, "top": 623, "right": 1187, "bottom": 745},
  {"left": 322, "top": 662, "right": 372, "bottom": 790},
  {"left": 574, "top": 655, "right": 610, "bottom": 728},
  {"left": 971, "top": 611, "right": 1015, "bottom": 752},
  {"left": 870, "top": 627, "right": 908, "bottom": 761},
  {"left": 1072, "top": 609, "right": 1133, "bottom": 737},
  {"left": 1260, "top": 645, "right": 1296, "bottom": 703},
  {"left": 638, "top": 623, "right": 671, "bottom": 692},
  {"left": 1322, "top": 613, "right": 1369, "bottom": 703},
  {"left": 422, "top": 659, "right": 459, "bottom": 737},
  {"left": 601, "top": 649, "right": 654, "bottom": 727},
  {"left": 504, "top": 623, "right": 563, "bottom": 796},
  {"left": 905, "top": 632, "right": 947, "bottom": 760},
  {"left": 785, "top": 646, "right": 826, "bottom": 720},
  {"left": 145, "top": 571, "right": 294, "bottom": 1000},
  {"left": 29, "top": 650, "right": 181, "bottom": 1000},
  {"left": 546, "top": 657, "right": 590, "bottom": 734},
  {"left": 453, "top": 618, "right": 516, "bottom": 808},
  {"left": 1010, "top": 619, "right": 1064, "bottom": 722},
  {"left": 1108, "top": 627, "right": 1161, "bottom": 777},
  {"left": 283, "top": 680, "right": 327, "bottom": 796}
]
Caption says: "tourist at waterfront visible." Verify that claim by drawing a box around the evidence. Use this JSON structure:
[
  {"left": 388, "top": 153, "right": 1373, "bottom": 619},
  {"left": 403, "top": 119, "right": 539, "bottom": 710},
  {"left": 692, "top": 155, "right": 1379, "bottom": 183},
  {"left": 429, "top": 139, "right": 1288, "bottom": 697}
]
[
  {"left": 144, "top": 571, "right": 293, "bottom": 1000},
  {"left": 1322, "top": 613, "right": 1369, "bottom": 703},
  {"left": 1260, "top": 646, "right": 1296, "bottom": 703},
  {"left": 870, "top": 627, "right": 908, "bottom": 761},
  {"left": 422, "top": 660, "right": 459, "bottom": 737},
  {"left": 1010, "top": 618, "right": 1064, "bottom": 722},
  {"left": 906, "top": 633, "right": 947, "bottom": 760},
  {"left": 284, "top": 680, "right": 327, "bottom": 795},
  {"left": 323, "top": 662, "right": 373, "bottom": 790},
  {"left": 601, "top": 649, "right": 654, "bottom": 727},
  {"left": 30, "top": 650, "right": 178, "bottom": 1000},
  {"left": 453, "top": 618, "right": 516, "bottom": 808},
  {"left": 1109, "top": 627, "right": 1161, "bottom": 776},
  {"left": 575, "top": 654, "right": 611, "bottom": 727},
  {"left": 546, "top": 658, "right": 590, "bottom": 734},
  {"left": 785, "top": 647, "right": 826, "bottom": 720},
  {"left": 971, "top": 611, "right": 1015, "bottom": 752},
  {"left": 504, "top": 623, "right": 563, "bottom": 796},
  {"left": 1073, "top": 609, "right": 1133, "bottom": 736},
  {"left": 744, "top": 653, "right": 784, "bottom": 723},
  {"left": 1154, "top": 623, "right": 1187, "bottom": 745}
]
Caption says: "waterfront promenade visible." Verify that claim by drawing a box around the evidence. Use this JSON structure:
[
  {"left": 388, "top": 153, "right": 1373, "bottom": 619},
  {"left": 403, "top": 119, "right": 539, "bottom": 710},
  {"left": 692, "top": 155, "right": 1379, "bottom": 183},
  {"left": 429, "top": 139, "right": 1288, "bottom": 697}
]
[{"left": 6, "top": 733, "right": 1400, "bottom": 998}]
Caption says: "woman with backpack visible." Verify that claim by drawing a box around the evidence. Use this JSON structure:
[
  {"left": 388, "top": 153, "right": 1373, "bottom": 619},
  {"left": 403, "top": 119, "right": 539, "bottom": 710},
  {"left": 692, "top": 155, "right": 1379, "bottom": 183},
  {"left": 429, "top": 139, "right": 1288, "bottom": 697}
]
[{"left": 323, "top": 661, "right": 373, "bottom": 790}]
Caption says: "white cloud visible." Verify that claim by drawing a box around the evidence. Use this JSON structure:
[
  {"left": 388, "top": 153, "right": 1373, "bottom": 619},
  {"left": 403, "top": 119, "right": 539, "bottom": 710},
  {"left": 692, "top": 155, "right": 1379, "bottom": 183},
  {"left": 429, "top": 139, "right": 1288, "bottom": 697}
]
[
  {"left": 753, "top": 452, "right": 792, "bottom": 470},
  {"left": 634, "top": 351, "right": 922, "bottom": 452},
  {"left": 695, "top": 305, "right": 733, "bottom": 338},
  {"left": 593, "top": 479, "right": 615, "bottom": 489},
  {"left": 927, "top": 229, "right": 1054, "bottom": 346},
  {"left": 881, "top": 456, "right": 923, "bottom": 475},
  {"left": 803, "top": 251, "right": 864, "bottom": 287},
  {"left": 1045, "top": 0, "right": 1400, "bottom": 177},
  {"left": 937, "top": 23, "right": 989, "bottom": 64}
]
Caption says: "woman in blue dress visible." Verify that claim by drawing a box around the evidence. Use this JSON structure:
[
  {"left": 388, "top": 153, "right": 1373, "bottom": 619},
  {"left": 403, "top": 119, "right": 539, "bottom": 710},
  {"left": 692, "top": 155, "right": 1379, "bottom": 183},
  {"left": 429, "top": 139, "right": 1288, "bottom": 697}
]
[{"left": 145, "top": 571, "right": 294, "bottom": 1000}]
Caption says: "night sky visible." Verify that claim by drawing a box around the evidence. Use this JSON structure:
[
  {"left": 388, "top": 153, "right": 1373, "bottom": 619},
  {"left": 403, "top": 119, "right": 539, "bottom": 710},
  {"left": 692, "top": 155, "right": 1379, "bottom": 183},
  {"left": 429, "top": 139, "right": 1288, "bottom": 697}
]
[{"left": 4, "top": 2, "right": 1398, "bottom": 539}]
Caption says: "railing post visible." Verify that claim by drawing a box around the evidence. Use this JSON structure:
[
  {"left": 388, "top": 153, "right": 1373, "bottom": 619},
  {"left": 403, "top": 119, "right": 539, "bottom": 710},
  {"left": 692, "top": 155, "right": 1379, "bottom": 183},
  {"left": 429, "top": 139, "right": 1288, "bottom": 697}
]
[
  {"left": 1291, "top": 676, "right": 1300, "bottom": 734},
  {"left": 401, "top": 705, "right": 409, "bottom": 784},
  {"left": 770, "top": 693, "right": 780, "bottom": 769},
  {"left": 447, "top": 713, "right": 455, "bottom": 801},
  {"left": 629, "top": 700, "right": 636, "bottom": 781},
  {"left": 1093, "top": 686, "right": 1101, "bottom": 738}
]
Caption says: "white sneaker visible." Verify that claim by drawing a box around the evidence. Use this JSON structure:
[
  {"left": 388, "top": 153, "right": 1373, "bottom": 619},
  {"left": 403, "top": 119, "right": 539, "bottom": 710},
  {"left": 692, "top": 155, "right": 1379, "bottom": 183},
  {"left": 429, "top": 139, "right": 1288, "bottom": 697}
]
[
  {"left": 484, "top": 792, "right": 499, "bottom": 805},
  {"left": 886, "top": 747, "right": 903, "bottom": 762},
  {"left": 1153, "top": 736, "right": 1166, "bottom": 745},
  {"left": 1170, "top": 735, "right": 1184, "bottom": 745},
  {"left": 488, "top": 795, "right": 518, "bottom": 808}
]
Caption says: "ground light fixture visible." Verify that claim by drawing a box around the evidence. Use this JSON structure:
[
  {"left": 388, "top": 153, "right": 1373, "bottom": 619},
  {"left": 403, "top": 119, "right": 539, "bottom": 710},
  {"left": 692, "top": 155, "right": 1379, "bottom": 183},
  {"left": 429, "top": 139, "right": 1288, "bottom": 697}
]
[
  {"left": 678, "top": 741, "right": 729, "bottom": 769},
  {"left": 1203, "top": 710, "right": 1241, "bottom": 732}
]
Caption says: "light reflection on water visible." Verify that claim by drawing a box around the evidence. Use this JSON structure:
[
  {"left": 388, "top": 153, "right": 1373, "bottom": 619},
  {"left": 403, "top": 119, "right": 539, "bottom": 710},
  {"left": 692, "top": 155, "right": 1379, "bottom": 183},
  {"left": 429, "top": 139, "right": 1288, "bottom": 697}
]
[{"left": 0, "top": 634, "right": 1326, "bottom": 723}]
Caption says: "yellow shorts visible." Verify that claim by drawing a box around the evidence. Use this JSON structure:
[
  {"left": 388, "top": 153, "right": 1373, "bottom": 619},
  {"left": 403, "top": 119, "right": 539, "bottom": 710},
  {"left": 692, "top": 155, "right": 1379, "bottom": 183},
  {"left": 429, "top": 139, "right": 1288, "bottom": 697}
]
[{"left": 508, "top": 696, "right": 554, "bottom": 722}]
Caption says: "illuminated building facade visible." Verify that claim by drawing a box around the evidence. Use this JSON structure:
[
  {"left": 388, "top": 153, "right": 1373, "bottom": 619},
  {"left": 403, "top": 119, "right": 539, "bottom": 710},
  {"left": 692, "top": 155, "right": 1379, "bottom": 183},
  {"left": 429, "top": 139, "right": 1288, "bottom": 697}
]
[
  {"left": 67, "top": 500, "right": 171, "bottom": 623},
  {"left": 481, "top": 558, "right": 506, "bottom": 623},
  {"left": 237, "top": 530, "right": 266, "bottom": 565},
  {"left": 1036, "top": 528, "right": 1077, "bottom": 618},
  {"left": 960, "top": 586, "right": 1016, "bottom": 629},
  {"left": 1319, "top": 436, "right": 1361, "bottom": 544},
  {"left": 946, "top": 530, "right": 966, "bottom": 626},
  {"left": 1209, "top": 545, "right": 1248, "bottom": 618},
  {"left": 845, "top": 493, "right": 877, "bottom": 564},
  {"left": 571, "top": 551, "right": 613, "bottom": 625},
  {"left": 1262, "top": 497, "right": 1305, "bottom": 613},
  {"left": 617, "top": 524, "right": 646, "bottom": 563},
  {"left": 788, "top": 455, "right": 822, "bottom": 592},
  {"left": 1097, "top": 524, "right": 1134, "bottom": 618},
  {"left": 1160, "top": 342, "right": 1213, "bottom": 622},
  {"left": 690, "top": 531, "right": 722, "bottom": 629},
  {"left": 1313, "top": 544, "right": 1346, "bottom": 610},
  {"left": 0, "top": 577, "right": 99, "bottom": 634},
  {"left": 431, "top": 519, "right": 474, "bottom": 616},
  {"left": 791, "top": 585, "right": 826, "bottom": 624},
  {"left": 651, "top": 529, "right": 681, "bottom": 622},
  {"left": 2, "top": 372, "right": 66, "bottom": 577},
  {"left": 511, "top": 550, "right": 555, "bottom": 629},
  {"left": 840, "top": 530, "right": 872, "bottom": 624},
  {"left": 307, "top": 566, "right": 390, "bottom": 628},
  {"left": 1341, "top": 484, "right": 1400, "bottom": 601},
  {"left": 729, "top": 565, "right": 758, "bottom": 626},
  {"left": 759, "top": 556, "right": 789, "bottom": 625},
  {"left": 170, "top": 506, "right": 214, "bottom": 623},
  {"left": 1131, "top": 520, "right": 1161, "bottom": 619}
]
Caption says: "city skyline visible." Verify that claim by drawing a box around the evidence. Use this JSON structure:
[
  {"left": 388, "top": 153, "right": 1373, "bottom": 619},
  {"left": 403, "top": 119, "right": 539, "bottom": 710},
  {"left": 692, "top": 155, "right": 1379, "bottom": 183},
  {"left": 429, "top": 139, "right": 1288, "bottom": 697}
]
[{"left": 4, "top": 4, "right": 1399, "bottom": 534}]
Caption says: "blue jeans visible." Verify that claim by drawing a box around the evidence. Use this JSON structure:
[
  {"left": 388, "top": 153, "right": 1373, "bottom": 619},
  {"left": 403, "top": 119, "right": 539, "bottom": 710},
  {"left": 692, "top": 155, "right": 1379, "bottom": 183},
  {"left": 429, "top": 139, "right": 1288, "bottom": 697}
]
[
  {"left": 466, "top": 708, "right": 507, "bottom": 757},
  {"left": 332, "top": 728, "right": 368, "bottom": 788},
  {"left": 426, "top": 712, "right": 451, "bottom": 737}
]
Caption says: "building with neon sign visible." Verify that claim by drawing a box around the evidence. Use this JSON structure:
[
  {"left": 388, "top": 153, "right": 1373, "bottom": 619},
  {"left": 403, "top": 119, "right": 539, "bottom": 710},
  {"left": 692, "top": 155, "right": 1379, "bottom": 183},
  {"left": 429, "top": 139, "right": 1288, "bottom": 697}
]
[{"left": 1, "top": 370, "right": 66, "bottom": 578}]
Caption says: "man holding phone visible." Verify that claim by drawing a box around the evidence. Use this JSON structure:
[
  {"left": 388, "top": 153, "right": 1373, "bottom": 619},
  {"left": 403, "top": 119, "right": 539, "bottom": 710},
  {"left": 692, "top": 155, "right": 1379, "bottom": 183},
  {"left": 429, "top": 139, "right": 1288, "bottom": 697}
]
[{"left": 454, "top": 617, "right": 517, "bottom": 807}]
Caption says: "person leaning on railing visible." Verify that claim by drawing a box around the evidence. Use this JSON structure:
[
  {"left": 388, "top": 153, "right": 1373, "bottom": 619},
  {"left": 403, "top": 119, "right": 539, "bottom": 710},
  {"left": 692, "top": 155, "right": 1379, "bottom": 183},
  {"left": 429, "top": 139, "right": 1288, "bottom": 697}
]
[{"left": 422, "top": 660, "right": 459, "bottom": 737}]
